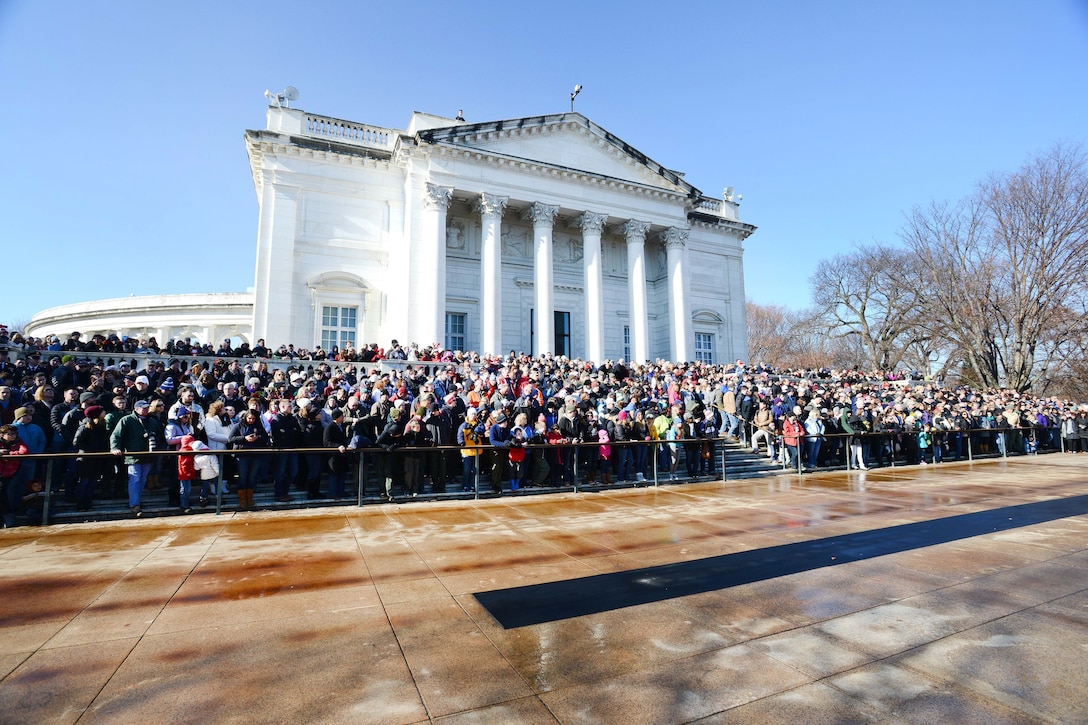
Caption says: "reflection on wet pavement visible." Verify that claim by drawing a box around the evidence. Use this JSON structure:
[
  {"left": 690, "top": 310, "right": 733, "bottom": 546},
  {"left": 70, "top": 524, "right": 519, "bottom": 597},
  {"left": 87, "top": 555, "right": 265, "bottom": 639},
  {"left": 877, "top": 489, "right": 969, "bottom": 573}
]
[{"left": 1, "top": 456, "right": 1087, "bottom": 723}]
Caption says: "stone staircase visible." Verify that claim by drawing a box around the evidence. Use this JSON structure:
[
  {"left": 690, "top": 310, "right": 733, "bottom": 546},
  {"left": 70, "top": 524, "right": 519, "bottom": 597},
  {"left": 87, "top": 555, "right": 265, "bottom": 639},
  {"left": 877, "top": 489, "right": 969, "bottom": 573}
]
[{"left": 719, "top": 437, "right": 787, "bottom": 480}]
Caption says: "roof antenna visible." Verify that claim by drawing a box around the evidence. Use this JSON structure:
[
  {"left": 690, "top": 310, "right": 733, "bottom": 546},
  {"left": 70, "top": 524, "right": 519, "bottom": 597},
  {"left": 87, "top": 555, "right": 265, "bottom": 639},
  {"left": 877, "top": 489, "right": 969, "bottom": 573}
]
[{"left": 263, "top": 86, "right": 299, "bottom": 108}]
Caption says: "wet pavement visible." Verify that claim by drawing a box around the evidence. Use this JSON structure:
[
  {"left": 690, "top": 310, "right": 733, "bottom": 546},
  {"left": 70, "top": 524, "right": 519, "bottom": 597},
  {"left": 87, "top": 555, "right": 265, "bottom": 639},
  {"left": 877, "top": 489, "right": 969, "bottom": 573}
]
[{"left": 2, "top": 455, "right": 1087, "bottom": 723}]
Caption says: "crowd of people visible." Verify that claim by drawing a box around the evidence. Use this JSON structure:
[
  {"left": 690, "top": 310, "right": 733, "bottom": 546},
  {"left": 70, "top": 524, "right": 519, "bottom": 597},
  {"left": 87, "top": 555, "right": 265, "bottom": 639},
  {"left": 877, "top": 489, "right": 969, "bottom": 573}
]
[
  {"left": 1, "top": 326, "right": 1087, "bottom": 526},
  {"left": 0, "top": 328, "right": 481, "bottom": 364}
]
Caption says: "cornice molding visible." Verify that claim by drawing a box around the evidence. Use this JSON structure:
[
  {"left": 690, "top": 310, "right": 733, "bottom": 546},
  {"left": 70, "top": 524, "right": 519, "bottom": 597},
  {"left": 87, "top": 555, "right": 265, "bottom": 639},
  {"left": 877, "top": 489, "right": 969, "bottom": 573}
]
[
  {"left": 687, "top": 215, "right": 757, "bottom": 240},
  {"left": 248, "top": 137, "right": 392, "bottom": 171},
  {"left": 429, "top": 143, "right": 691, "bottom": 205},
  {"left": 419, "top": 114, "right": 695, "bottom": 196}
]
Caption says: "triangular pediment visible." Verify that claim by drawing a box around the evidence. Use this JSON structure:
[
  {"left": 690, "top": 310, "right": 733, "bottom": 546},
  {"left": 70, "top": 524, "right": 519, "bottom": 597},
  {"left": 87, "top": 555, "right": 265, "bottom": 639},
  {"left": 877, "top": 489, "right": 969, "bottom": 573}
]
[{"left": 416, "top": 113, "right": 696, "bottom": 195}]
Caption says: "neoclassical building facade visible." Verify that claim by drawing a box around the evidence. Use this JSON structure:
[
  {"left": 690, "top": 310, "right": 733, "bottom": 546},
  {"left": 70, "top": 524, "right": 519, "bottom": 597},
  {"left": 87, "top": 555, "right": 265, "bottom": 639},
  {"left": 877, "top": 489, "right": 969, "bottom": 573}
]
[
  {"left": 248, "top": 105, "right": 754, "bottom": 362},
  {"left": 28, "top": 103, "right": 754, "bottom": 364}
]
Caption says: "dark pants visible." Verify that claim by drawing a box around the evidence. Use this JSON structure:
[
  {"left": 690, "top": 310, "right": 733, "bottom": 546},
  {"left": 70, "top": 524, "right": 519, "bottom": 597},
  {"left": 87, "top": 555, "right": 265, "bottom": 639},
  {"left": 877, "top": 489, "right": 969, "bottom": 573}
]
[
  {"left": 684, "top": 443, "right": 700, "bottom": 477},
  {"left": 488, "top": 450, "right": 507, "bottom": 491},
  {"left": 327, "top": 453, "right": 349, "bottom": 498},
  {"left": 461, "top": 455, "right": 478, "bottom": 491},
  {"left": 273, "top": 452, "right": 299, "bottom": 499},
  {"left": 235, "top": 454, "right": 262, "bottom": 490},
  {"left": 614, "top": 446, "right": 632, "bottom": 481}
]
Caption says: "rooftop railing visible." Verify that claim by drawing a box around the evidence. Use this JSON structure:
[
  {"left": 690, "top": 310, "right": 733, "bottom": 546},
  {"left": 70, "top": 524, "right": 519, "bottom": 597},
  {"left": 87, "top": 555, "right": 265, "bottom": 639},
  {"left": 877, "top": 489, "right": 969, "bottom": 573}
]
[{"left": 303, "top": 113, "right": 396, "bottom": 152}]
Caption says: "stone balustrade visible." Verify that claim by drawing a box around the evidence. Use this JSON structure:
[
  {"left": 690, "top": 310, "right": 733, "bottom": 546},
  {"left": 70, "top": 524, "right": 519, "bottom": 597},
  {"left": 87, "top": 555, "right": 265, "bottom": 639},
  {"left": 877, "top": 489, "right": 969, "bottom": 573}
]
[
  {"left": 303, "top": 114, "right": 394, "bottom": 151},
  {"left": 693, "top": 195, "right": 739, "bottom": 221}
]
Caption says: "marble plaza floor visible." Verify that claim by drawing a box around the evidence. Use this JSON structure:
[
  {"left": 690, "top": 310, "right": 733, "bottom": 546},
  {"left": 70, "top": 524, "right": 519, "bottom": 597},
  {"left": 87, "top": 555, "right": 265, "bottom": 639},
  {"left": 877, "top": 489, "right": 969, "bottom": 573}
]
[{"left": 2, "top": 455, "right": 1088, "bottom": 724}]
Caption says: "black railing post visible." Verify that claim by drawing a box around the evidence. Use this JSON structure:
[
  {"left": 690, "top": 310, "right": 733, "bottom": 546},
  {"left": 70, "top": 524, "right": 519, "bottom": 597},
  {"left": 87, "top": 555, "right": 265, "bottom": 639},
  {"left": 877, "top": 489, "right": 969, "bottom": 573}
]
[
  {"left": 43, "top": 459, "right": 54, "bottom": 526},
  {"left": 573, "top": 444, "right": 579, "bottom": 493},
  {"left": 357, "top": 451, "right": 365, "bottom": 507}
]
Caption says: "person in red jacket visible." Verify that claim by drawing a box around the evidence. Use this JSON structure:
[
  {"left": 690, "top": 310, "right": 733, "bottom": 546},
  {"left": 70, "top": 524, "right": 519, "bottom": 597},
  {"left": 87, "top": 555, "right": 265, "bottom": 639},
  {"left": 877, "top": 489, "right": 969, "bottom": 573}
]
[
  {"left": 0, "top": 425, "right": 29, "bottom": 523},
  {"left": 177, "top": 433, "right": 198, "bottom": 513},
  {"left": 781, "top": 409, "right": 804, "bottom": 471}
]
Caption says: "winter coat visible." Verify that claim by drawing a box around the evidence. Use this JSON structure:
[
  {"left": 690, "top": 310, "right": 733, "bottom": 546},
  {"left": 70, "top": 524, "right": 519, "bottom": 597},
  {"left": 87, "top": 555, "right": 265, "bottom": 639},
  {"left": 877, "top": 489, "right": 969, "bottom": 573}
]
[
  {"left": 110, "top": 412, "right": 162, "bottom": 465},
  {"left": 178, "top": 434, "right": 198, "bottom": 480},
  {"left": 73, "top": 419, "right": 110, "bottom": 479},
  {"left": 0, "top": 437, "right": 28, "bottom": 478}
]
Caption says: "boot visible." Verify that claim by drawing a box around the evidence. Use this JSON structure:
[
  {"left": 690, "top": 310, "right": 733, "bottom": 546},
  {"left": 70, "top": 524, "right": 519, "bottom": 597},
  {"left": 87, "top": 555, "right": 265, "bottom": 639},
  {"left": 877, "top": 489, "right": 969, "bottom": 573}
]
[
  {"left": 601, "top": 470, "right": 611, "bottom": 485},
  {"left": 586, "top": 470, "right": 596, "bottom": 484}
]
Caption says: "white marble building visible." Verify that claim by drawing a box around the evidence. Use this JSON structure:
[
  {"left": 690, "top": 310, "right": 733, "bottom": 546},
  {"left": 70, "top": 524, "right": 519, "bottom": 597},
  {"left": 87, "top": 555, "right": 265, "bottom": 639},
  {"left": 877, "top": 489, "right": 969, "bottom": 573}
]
[
  {"left": 27, "top": 103, "right": 754, "bottom": 364},
  {"left": 25, "top": 293, "right": 254, "bottom": 349},
  {"left": 248, "top": 104, "right": 754, "bottom": 362}
]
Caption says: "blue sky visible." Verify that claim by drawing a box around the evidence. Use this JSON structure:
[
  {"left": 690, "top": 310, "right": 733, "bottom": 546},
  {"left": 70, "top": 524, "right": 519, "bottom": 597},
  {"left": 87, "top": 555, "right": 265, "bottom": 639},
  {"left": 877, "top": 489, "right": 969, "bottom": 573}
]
[{"left": 2, "top": 0, "right": 1087, "bottom": 328}]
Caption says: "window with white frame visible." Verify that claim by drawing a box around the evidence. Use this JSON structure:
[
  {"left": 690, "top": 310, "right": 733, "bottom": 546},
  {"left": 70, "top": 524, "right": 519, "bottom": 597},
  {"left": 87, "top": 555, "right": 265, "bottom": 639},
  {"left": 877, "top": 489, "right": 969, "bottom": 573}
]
[
  {"left": 320, "top": 306, "right": 357, "bottom": 350},
  {"left": 694, "top": 332, "right": 715, "bottom": 364},
  {"left": 623, "top": 325, "right": 631, "bottom": 361},
  {"left": 445, "top": 312, "right": 466, "bottom": 352}
]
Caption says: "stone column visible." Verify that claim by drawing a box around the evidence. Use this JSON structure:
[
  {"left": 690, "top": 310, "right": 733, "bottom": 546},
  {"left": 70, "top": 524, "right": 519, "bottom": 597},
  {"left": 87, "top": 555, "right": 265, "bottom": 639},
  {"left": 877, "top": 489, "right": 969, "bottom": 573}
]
[
  {"left": 422, "top": 183, "right": 453, "bottom": 346},
  {"left": 522, "top": 203, "right": 559, "bottom": 355},
  {"left": 473, "top": 193, "right": 508, "bottom": 355},
  {"left": 575, "top": 212, "right": 609, "bottom": 362},
  {"left": 663, "top": 226, "right": 691, "bottom": 362},
  {"left": 623, "top": 220, "right": 651, "bottom": 363}
]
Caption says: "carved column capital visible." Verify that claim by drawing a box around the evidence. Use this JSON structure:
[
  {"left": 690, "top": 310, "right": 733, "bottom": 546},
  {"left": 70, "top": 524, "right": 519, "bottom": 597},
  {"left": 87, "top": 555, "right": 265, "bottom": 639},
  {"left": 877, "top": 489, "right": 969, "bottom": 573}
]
[
  {"left": 623, "top": 219, "right": 651, "bottom": 243},
  {"left": 473, "top": 193, "right": 509, "bottom": 217},
  {"left": 662, "top": 226, "right": 689, "bottom": 250},
  {"left": 423, "top": 183, "right": 453, "bottom": 211},
  {"left": 572, "top": 211, "right": 608, "bottom": 234},
  {"left": 521, "top": 202, "right": 559, "bottom": 227}
]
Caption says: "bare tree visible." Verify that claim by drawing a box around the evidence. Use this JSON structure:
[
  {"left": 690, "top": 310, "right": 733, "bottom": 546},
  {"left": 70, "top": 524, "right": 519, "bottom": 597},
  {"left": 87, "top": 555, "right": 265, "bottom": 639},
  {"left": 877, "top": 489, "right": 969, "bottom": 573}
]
[
  {"left": 899, "top": 336, "right": 958, "bottom": 380},
  {"left": 902, "top": 197, "right": 1003, "bottom": 386},
  {"left": 985, "top": 144, "right": 1088, "bottom": 389},
  {"left": 747, "top": 301, "right": 863, "bottom": 369},
  {"left": 903, "top": 143, "right": 1088, "bottom": 391},
  {"left": 1033, "top": 301, "right": 1088, "bottom": 398},
  {"left": 810, "top": 243, "right": 924, "bottom": 370},
  {"left": 788, "top": 312, "right": 866, "bottom": 369},
  {"left": 746, "top": 300, "right": 797, "bottom": 365}
]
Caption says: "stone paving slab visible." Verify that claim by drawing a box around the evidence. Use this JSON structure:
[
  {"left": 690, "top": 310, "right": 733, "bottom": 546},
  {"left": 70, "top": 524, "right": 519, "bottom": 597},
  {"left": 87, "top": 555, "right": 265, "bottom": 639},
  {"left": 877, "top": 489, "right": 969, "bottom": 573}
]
[{"left": 1, "top": 456, "right": 1087, "bottom": 723}]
